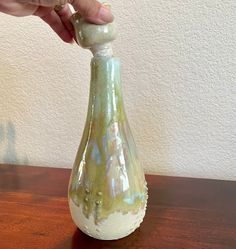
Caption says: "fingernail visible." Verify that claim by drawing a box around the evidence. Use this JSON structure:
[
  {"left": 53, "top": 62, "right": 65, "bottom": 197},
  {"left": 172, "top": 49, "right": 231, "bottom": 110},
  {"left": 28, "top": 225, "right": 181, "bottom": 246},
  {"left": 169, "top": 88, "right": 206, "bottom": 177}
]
[{"left": 98, "top": 6, "right": 114, "bottom": 23}]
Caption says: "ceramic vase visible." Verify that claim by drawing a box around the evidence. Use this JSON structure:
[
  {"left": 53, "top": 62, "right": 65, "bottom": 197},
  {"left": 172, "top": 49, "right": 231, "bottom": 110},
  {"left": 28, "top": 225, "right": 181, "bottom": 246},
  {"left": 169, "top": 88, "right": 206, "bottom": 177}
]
[{"left": 68, "top": 9, "right": 148, "bottom": 240}]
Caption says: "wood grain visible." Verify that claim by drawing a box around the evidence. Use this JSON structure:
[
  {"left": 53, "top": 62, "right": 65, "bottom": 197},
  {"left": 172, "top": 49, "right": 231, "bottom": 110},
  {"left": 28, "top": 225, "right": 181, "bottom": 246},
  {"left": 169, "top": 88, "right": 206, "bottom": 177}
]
[{"left": 0, "top": 164, "right": 235, "bottom": 249}]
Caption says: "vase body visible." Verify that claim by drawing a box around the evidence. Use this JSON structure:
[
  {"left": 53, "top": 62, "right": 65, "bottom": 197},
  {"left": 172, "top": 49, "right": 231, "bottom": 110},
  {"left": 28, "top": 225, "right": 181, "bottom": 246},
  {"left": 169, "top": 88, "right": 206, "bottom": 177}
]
[{"left": 68, "top": 56, "right": 148, "bottom": 240}]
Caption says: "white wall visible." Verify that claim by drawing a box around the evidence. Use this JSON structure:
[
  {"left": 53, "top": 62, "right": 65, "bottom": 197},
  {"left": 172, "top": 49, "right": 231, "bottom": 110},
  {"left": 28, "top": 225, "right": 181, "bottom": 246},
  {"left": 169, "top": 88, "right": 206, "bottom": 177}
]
[{"left": 0, "top": 0, "right": 235, "bottom": 180}]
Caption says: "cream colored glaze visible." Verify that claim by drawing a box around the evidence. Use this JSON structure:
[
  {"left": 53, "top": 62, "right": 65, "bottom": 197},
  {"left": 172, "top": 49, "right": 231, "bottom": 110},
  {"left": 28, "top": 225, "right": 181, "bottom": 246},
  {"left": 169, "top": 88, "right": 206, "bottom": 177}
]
[{"left": 69, "top": 198, "right": 146, "bottom": 240}]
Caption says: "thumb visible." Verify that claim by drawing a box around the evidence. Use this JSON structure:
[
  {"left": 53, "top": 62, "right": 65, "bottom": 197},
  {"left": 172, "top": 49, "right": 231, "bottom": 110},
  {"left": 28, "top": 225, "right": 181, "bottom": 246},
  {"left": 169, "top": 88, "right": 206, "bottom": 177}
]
[{"left": 71, "top": 0, "right": 114, "bottom": 24}]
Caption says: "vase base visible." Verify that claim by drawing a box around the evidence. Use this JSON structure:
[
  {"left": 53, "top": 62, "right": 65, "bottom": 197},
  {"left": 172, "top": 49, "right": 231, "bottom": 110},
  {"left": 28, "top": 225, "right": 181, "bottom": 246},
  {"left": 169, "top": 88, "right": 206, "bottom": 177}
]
[{"left": 69, "top": 198, "right": 146, "bottom": 240}]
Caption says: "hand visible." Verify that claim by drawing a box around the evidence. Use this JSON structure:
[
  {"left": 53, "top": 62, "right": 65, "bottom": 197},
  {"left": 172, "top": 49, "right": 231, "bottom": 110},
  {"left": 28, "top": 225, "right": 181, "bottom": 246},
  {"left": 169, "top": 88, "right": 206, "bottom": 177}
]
[{"left": 0, "top": 0, "right": 114, "bottom": 43}]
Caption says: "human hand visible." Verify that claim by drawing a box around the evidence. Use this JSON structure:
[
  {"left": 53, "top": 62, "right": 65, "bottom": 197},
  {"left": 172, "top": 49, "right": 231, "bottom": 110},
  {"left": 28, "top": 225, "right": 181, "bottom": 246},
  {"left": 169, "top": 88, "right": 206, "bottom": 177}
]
[{"left": 0, "top": 0, "right": 114, "bottom": 43}]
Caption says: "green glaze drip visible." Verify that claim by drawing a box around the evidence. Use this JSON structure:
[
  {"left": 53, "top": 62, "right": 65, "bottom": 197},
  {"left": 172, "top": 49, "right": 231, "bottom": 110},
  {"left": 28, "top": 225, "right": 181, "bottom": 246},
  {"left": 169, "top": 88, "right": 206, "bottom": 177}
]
[{"left": 68, "top": 57, "right": 147, "bottom": 224}]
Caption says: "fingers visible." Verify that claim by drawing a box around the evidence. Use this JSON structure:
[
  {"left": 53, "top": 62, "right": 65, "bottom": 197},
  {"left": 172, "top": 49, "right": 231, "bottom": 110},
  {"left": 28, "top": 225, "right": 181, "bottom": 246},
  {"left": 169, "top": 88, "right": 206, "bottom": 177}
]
[
  {"left": 24, "top": 0, "right": 69, "bottom": 7},
  {"left": 70, "top": 0, "right": 114, "bottom": 24},
  {"left": 34, "top": 6, "right": 73, "bottom": 43},
  {"left": 27, "top": 0, "right": 114, "bottom": 24},
  {"left": 55, "top": 4, "right": 75, "bottom": 39}
]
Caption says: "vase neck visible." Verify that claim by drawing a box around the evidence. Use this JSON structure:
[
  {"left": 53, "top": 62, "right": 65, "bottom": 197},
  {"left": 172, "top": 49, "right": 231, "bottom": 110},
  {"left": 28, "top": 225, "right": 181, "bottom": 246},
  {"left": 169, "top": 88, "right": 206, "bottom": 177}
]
[{"left": 87, "top": 57, "right": 126, "bottom": 123}]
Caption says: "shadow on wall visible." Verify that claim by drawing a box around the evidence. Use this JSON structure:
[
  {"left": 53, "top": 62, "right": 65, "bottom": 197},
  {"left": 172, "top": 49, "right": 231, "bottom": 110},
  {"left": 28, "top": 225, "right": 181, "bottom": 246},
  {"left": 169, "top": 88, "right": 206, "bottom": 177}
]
[
  {"left": 0, "top": 56, "right": 29, "bottom": 166},
  {"left": 0, "top": 121, "right": 29, "bottom": 165}
]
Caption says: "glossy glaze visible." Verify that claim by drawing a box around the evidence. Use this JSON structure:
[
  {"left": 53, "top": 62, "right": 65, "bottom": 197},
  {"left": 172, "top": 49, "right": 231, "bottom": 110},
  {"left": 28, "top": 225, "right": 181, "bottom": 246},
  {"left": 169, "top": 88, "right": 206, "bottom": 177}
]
[{"left": 68, "top": 57, "right": 148, "bottom": 239}]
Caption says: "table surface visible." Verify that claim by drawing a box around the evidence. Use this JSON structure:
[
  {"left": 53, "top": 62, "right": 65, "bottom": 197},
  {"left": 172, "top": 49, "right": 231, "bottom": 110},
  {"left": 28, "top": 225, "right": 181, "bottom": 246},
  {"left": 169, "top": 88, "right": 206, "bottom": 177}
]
[{"left": 0, "top": 164, "right": 235, "bottom": 249}]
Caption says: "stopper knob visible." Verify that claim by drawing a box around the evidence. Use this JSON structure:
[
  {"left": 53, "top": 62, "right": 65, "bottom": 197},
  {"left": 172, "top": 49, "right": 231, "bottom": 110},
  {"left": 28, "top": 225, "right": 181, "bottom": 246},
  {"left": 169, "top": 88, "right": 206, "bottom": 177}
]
[{"left": 71, "top": 7, "right": 117, "bottom": 49}]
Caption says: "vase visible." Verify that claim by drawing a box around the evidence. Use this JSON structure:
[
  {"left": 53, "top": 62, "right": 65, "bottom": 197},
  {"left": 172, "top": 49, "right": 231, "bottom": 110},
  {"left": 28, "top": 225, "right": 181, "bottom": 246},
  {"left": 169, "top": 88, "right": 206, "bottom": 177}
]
[{"left": 68, "top": 10, "right": 148, "bottom": 240}]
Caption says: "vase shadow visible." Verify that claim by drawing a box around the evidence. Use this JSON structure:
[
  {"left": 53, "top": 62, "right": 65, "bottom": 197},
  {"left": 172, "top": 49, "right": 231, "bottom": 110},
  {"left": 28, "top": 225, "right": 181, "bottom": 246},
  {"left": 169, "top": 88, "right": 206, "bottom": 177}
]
[{"left": 0, "top": 58, "right": 29, "bottom": 166}]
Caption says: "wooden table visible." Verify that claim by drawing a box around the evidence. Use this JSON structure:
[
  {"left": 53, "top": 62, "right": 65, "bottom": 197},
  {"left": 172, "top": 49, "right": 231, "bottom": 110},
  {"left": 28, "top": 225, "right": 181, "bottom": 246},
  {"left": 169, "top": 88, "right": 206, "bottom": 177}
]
[{"left": 0, "top": 164, "right": 235, "bottom": 249}]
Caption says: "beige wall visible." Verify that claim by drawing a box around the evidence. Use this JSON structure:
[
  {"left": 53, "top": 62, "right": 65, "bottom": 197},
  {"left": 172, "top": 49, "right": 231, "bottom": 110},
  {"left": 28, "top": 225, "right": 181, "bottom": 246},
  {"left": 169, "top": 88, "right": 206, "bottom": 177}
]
[{"left": 0, "top": 0, "right": 235, "bottom": 180}]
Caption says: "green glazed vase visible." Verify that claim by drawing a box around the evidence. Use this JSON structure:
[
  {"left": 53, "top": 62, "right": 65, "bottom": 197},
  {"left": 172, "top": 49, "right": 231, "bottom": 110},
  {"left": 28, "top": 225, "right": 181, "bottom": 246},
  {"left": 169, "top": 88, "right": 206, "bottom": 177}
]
[{"left": 68, "top": 11, "right": 148, "bottom": 240}]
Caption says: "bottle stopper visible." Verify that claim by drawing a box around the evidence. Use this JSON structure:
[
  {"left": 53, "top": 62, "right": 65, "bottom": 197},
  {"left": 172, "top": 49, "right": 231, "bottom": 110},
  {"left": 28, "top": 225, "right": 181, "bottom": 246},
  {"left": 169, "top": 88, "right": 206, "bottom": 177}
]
[{"left": 71, "top": 4, "right": 117, "bottom": 57}]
